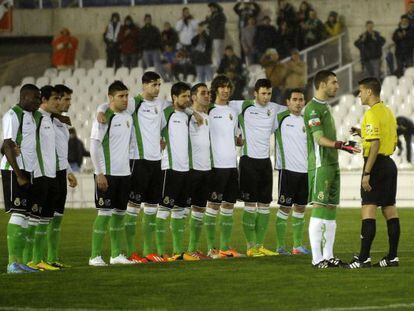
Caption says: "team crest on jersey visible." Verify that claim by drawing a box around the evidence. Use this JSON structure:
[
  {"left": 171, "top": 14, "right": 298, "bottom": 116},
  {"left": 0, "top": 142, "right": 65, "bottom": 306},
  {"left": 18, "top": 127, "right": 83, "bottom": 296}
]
[
  {"left": 154, "top": 107, "right": 158, "bottom": 114},
  {"left": 267, "top": 109, "right": 271, "bottom": 116},
  {"left": 229, "top": 113, "right": 233, "bottom": 121},
  {"left": 126, "top": 121, "right": 130, "bottom": 128},
  {"left": 211, "top": 192, "right": 218, "bottom": 200},
  {"left": 279, "top": 195, "right": 285, "bottom": 203},
  {"left": 318, "top": 192, "right": 325, "bottom": 200},
  {"left": 32, "top": 204, "right": 39, "bottom": 213},
  {"left": 302, "top": 126, "right": 306, "bottom": 133},
  {"left": 14, "top": 197, "right": 21, "bottom": 207},
  {"left": 286, "top": 197, "right": 292, "bottom": 205},
  {"left": 98, "top": 198, "right": 104, "bottom": 206},
  {"left": 163, "top": 196, "right": 170, "bottom": 205},
  {"left": 105, "top": 199, "right": 111, "bottom": 206}
]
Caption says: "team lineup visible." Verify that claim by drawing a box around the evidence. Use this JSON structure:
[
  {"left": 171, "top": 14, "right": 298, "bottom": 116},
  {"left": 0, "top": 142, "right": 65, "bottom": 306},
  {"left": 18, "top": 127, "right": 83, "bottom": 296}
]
[{"left": 2, "top": 69, "right": 400, "bottom": 273}]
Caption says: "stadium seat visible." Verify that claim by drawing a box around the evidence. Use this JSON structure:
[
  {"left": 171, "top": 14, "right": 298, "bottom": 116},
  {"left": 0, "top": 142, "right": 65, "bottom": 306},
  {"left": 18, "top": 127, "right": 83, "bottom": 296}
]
[
  {"left": 64, "top": 76, "right": 79, "bottom": 89},
  {"left": 396, "top": 103, "right": 412, "bottom": 117},
  {"left": 398, "top": 76, "right": 413, "bottom": 86},
  {"left": 0, "top": 85, "right": 13, "bottom": 96},
  {"left": 124, "top": 77, "right": 137, "bottom": 91},
  {"left": 78, "top": 76, "right": 94, "bottom": 93},
  {"left": 395, "top": 84, "right": 409, "bottom": 97},
  {"left": 21, "top": 76, "right": 35, "bottom": 85},
  {"left": 101, "top": 68, "right": 115, "bottom": 82},
  {"left": 72, "top": 68, "right": 87, "bottom": 79},
  {"left": 44, "top": 67, "right": 58, "bottom": 79},
  {"left": 36, "top": 76, "right": 50, "bottom": 87},
  {"left": 87, "top": 68, "right": 101, "bottom": 78},
  {"left": 52, "top": 76, "right": 65, "bottom": 85},
  {"left": 94, "top": 59, "right": 107, "bottom": 70},
  {"left": 186, "top": 74, "right": 196, "bottom": 84},
  {"left": 114, "top": 67, "right": 129, "bottom": 80},
  {"left": 382, "top": 75, "right": 398, "bottom": 89},
  {"left": 404, "top": 66, "right": 414, "bottom": 77},
  {"left": 57, "top": 69, "right": 72, "bottom": 80},
  {"left": 130, "top": 67, "right": 144, "bottom": 79}
]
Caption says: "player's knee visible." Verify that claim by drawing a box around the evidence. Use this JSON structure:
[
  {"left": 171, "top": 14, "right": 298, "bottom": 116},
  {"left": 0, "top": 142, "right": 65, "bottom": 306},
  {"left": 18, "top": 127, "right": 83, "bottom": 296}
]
[
  {"left": 207, "top": 201, "right": 220, "bottom": 210},
  {"left": 171, "top": 207, "right": 186, "bottom": 219},
  {"left": 98, "top": 209, "right": 112, "bottom": 217},
  {"left": 156, "top": 207, "right": 170, "bottom": 220},
  {"left": 191, "top": 205, "right": 205, "bottom": 213},
  {"left": 279, "top": 206, "right": 291, "bottom": 214},
  {"left": 382, "top": 205, "right": 398, "bottom": 220},
  {"left": 222, "top": 202, "right": 234, "bottom": 209},
  {"left": 293, "top": 204, "right": 306, "bottom": 213}
]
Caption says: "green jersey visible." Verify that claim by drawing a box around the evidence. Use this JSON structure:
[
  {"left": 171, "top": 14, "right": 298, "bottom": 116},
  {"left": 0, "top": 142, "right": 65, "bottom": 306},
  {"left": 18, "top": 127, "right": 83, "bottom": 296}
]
[{"left": 303, "top": 97, "right": 338, "bottom": 170}]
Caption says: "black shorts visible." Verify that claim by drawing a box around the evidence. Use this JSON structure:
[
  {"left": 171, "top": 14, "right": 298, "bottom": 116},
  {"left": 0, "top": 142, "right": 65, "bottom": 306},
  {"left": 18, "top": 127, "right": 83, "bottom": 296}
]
[
  {"left": 239, "top": 156, "right": 273, "bottom": 204},
  {"left": 361, "top": 155, "right": 397, "bottom": 207},
  {"left": 129, "top": 159, "right": 162, "bottom": 205},
  {"left": 31, "top": 176, "right": 60, "bottom": 219},
  {"left": 95, "top": 175, "right": 131, "bottom": 210},
  {"left": 1, "top": 170, "right": 33, "bottom": 215},
  {"left": 208, "top": 168, "right": 239, "bottom": 204},
  {"left": 189, "top": 169, "right": 211, "bottom": 207},
  {"left": 55, "top": 170, "right": 68, "bottom": 215},
  {"left": 160, "top": 169, "right": 190, "bottom": 209},
  {"left": 277, "top": 169, "right": 308, "bottom": 206}
]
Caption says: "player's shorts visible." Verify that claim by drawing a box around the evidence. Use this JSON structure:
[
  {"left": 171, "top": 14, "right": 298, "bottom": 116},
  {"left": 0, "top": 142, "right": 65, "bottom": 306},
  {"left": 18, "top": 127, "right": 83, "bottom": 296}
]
[
  {"left": 308, "top": 164, "right": 340, "bottom": 206},
  {"left": 129, "top": 159, "right": 162, "bottom": 205},
  {"left": 160, "top": 169, "right": 190, "bottom": 209},
  {"left": 1, "top": 170, "right": 33, "bottom": 215},
  {"left": 277, "top": 169, "right": 308, "bottom": 207},
  {"left": 239, "top": 156, "right": 273, "bottom": 204},
  {"left": 31, "top": 176, "right": 60, "bottom": 219},
  {"left": 189, "top": 169, "right": 211, "bottom": 207},
  {"left": 54, "top": 169, "right": 68, "bottom": 215},
  {"left": 208, "top": 167, "right": 239, "bottom": 204},
  {"left": 361, "top": 155, "right": 397, "bottom": 207},
  {"left": 94, "top": 175, "right": 131, "bottom": 210}
]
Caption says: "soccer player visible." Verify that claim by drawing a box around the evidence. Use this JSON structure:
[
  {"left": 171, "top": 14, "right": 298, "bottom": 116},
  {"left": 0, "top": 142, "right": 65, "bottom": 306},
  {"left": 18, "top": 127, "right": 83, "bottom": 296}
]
[
  {"left": 47, "top": 84, "right": 78, "bottom": 268},
  {"left": 28, "top": 85, "right": 64, "bottom": 271},
  {"left": 1, "top": 84, "right": 41, "bottom": 273},
  {"left": 156, "top": 82, "right": 198, "bottom": 261},
  {"left": 89, "top": 81, "right": 134, "bottom": 266},
  {"left": 303, "top": 70, "right": 360, "bottom": 268},
  {"left": 205, "top": 75, "right": 243, "bottom": 258},
  {"left": 186, "top": 83, "right": 211, "bottom": 259},
  {"left": 274, "top": 88, "right": 310, "bottom": 255},
  {"left": 346, "top": 78, "right": 399, "bottom": 269},
  {"left": 228, "top": 79, "right": 285, "bottom": 257}
]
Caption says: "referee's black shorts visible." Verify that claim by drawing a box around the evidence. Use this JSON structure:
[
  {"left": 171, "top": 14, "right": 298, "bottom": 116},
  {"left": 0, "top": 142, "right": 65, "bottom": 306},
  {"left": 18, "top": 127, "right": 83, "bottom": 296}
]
[{"left": 361, "top": 155, "right": 397, "bottom": 207}]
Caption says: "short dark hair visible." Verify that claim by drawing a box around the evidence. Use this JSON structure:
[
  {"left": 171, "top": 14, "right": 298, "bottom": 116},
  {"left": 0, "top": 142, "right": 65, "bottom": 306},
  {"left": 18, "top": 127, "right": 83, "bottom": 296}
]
[
  {"left": 254, "top": 79, "right": 272, "bottom": 92},
  {"left": 144, "top": 14, "right": 151, "bottom": 19},
  {"left": 225, "top": 45, "right": 233, "bottom": 51},
  {"left": 191, "top": 83, "right": 207, "bottom": 96},
  {"left": 401, "top": 14, "right": 409, "bottom": 20},
  {"left": 171, "top": 82, "right": 191, "bottom": 100},
  {"left": 358, "top": 77, "right": 381, "bottom": 96},
  {"left": 20, "top": 84, "right": 39, "bottom": 97},
  {"left": 40, "top": 85, "right": 58, "bottom": 100},
  {"left": 284, "top": 88, "right": 305, "bottom": 102},
  {"left": 142, "top": 71, "right": 161, "bottom": 84},
  {"left": 313, "top": 70, "right": 336, "bottom": 89},
  {"left": 210, "top": 75, "right": 233, "bottom": 102},
  {"left": 54, "top": 84, "right": 73, "bottom": 96},
  {"left": 366, "top": 20, "right": 374, "bottom": 25},
  {"left": 108, "top": 80, "right": 128, "bottom": 96}
]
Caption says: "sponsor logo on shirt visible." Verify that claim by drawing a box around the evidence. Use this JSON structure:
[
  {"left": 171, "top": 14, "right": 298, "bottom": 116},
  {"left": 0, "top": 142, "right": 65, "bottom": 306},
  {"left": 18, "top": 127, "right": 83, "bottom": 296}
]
[
  {"left": 229, "top": 114, "right": 233, "bottom": 121},
  {"left": 126, "top": 121, "right": 130, "bottom": 128},
  {"left": 308, "top": 118, "right": 321, "bottom": 127},
  {"left": 267, "top": 109, "right": 271, "bottom": 116},
  {"left": 154, "top": 107, "right": 158, "bottom": 114}
]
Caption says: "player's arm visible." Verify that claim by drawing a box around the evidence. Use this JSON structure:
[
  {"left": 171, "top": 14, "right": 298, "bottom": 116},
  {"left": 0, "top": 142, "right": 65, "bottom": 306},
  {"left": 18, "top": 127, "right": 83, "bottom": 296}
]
[
  {"left": 97, "top": 97, "right": 135, "bottom": 123},
  {"left": 228, "top": 100, "right": 244, "bottom": 116},
  {"left": 313, "top": 131, "right": 360, "bottom": 153},
  {"left": 90, "top": 120, "right": 108, "bottom": 191},
  {"left": 361, "top": 138, "right": 379, "bottom": 192}
]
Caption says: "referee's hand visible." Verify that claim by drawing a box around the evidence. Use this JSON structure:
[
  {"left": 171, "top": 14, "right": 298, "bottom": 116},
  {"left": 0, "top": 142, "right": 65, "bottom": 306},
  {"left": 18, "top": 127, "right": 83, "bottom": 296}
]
[
  {"left": 361, "top": 175, "right": 372, "bottom": 192},
  {"left": 350, "top": 127, "right": 361, "bottom": 136}
]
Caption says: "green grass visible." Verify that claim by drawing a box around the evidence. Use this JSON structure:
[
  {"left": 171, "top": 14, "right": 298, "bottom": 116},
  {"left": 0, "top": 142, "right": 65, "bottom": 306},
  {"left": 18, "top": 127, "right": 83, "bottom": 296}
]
[{"left": 0, "top": 208, "right": 414, "bottom": 311}]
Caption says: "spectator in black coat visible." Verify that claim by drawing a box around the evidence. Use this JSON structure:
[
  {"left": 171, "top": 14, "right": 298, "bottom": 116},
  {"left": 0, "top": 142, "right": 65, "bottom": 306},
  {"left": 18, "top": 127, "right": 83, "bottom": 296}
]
[
  {"left": 301, "top": 9, "right": 326, "bottom": 48},
  {"left": 392, "top": 15, "right": 414, "bottom": 77},
  {"left": 191, "top": 25, "right": 213, "bottom": 82},
  {"left": 253, "top": 16, "right": 279, "bottom": 60},
  {"left": 354, "top": 21, "right": 386, "bottom": 79},
  {"left": 103, "top": 12, "right": 122, "bottom": 69},
  {"left": 140, "top": 14, "right": 163, "bottom": 73},
  {"left": 161, "top": 22, "right": 179, "bottom": 50},
  {"left": 277, "top": 0, "right": 297, "bottom": 28},
  {"left": 217, "top": 46, "right": 243, "bottom": 77},
  {"left": 68, "top": 128, "right": 90, "bottom": 172},
  {"left": 234, "top": 1, "right": 260, "bottom": 61},
  {"left": 276, "top": 20, "right": 297, "bottom": 59}
]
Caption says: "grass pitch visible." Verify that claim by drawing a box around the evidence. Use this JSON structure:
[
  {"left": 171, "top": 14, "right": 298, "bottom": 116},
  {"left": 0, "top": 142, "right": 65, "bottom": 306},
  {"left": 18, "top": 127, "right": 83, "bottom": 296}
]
[{"left": 0, "top": 208, "right": 414, "bottom": 311}]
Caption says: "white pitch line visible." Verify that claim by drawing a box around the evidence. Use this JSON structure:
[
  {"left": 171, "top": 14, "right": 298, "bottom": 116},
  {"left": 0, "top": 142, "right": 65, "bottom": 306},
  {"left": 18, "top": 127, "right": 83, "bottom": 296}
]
[{"left": 318, "top": 302, "right": 414, "bottom": 311}]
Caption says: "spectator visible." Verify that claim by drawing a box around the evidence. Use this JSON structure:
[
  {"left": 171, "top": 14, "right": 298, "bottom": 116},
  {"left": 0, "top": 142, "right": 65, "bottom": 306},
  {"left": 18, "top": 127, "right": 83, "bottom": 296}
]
[
  {"left": 161, "top": 22, "right": 179, "bottom": 50},
  {"left": 407, "top": 0, "right": 414, "bottom": 25},
  {"left": 234, "top": 0, "right": 260, "bottom": 30},
  {"left": 227, "top": 70, "right": 245, "bottom": 100},
  {"left": 51, "top": 28, "right": 78, "bottom": 70},
  {"left": 284, "top": 49, "right": 307, "bottom": 89},
  {"left": 260, "top": 48, "right": 287, "bottom": 103},
  {"left": 118, "top": 15, "right": 140, "bottom": 69},
  {"left": 241, "top": 16, "right": 257, "bottom": 65},
  {"left": 200, "top": 2, "right": 227, "bottom": 67},
  {"left": 191, "top": 25, "right": 213, "bottom": 83},
  {"left": 162, "top": 44, "right": 177, "bottom": 81},
  {"left": 254, "top": 16, "right": 279, "bottom": 60},
  {"left": 302, "top": 9, "right": 326, "bottom": 48},
  {"left": 397, "top": 116, "right": 414, "bottom": 163},
  {"left": 68, "top": 128, "right": 90, "bottom": 173},
  {"left": 392, "top": 15, "right": 414, "bottom": 77},
  {"left": 276, "top": 20, "right": 296, "bottom": 59},
  {"left": 140, "top": 14, "right": 163, "bottom": 73},
  {"left": 103, "top": 12, "right": 122, "bottom": 69},
  {"left": 175, "top": 7, "right": 198, "bottom": 51},
  {"left": 277, "top": 0, "right": 297, "bottom": 28},
  {"left": 296, "top": 1, "right": 313, "bottom": 49},
  {"left": 354, "top": 21, "right": 386, "bottom": 79},
  {"left": 217, "top": 46, "right": 243, "bottom": 77},
  {"left": 325, "top": 11, "right": 343, "bottom": 37},
  {"left": 173, "top": 48, "right": 196, "bottom": 81}
]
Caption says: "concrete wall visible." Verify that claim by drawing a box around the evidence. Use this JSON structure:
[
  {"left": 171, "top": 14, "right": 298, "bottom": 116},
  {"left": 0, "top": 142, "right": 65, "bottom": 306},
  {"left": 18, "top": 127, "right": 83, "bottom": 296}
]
[{"left": 1, "top": 0, "right": 405, "bottom": 64}]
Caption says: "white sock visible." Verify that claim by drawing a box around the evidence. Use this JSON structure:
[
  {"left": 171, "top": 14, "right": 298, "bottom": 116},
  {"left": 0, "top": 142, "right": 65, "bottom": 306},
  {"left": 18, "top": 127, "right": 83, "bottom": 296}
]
[
  {"left": 322, "top": 220, "right": 337, "bottom": 260},
  {"left": 308, "top": 216, "right": 324, "bottom": 265}
]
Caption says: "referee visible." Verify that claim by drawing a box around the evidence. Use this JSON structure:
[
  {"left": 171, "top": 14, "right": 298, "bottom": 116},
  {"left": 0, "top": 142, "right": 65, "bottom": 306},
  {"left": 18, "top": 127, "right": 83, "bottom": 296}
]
[{"left": 346, "top": 77, "right": 400, "bottom": 269}]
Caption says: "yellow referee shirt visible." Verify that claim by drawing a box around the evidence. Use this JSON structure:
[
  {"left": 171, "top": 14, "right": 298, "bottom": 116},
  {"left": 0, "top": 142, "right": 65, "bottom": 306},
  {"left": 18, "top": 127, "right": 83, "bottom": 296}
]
[{"left": 361, "top": 101, "right": 397, "bottom": 157}]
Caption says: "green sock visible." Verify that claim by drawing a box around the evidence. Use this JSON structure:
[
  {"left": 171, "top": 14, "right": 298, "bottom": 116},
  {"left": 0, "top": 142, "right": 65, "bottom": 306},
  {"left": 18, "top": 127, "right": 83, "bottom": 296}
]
[
  {"left": 142, "top": 206, "right": 157, "bottom": 256},
  {"left": 292, "top": 211, "right": 305, "bottom": 248},
  {"left": 255, "top": 208, "right": 270, "bottom": 247},
  {"left": 33, "top": 220, "right": 49, "bottom": 264},
  {"left": 187, "top": 210, "right": 204, "bottom": 253},
  {"left": 109, "top": 213, "right": 125, "bottom": 258},
  {"left": 171, "top": 209, "right": 186, "bottom": 255},
  {"left": 47, "top": 214, "right": 63, "bottom": 262},
  {"left": 124, "top": 206, "right": 139, "bottom": 257},
  {"left": 276, "top": 209, "right": 289, "bottom": 249},
  {"left": 7, "top": 214, "right": 27, "bottom": 264},
  {"left": 242, "top": 207, "right": 257, "bottom": 248},
  {"left": 204, "top": 208, "right": 218, "bottom": 250},
  {"left": 23, "top": 219, "right": 38, "bottom": 264},
  {"left": 91, "top": 214, "right": 111, "bottom": 258},
  {"left": 219, "top": 208, "right": 234, "bottom": 251},
  {"left": 155, "top": 211, "right": 169, "bottom": 256}
]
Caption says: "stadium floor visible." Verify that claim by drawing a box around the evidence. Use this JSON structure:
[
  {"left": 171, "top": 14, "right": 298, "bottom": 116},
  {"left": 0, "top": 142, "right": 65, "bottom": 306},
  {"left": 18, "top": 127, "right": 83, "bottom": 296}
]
[{"left": 0, "top": 208, "right": 413, "bottom": 310}]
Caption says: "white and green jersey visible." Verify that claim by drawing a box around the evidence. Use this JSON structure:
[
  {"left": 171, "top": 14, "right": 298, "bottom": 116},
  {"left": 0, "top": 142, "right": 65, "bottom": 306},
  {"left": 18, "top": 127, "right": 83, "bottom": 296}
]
[
  {"left": 0, "top": 105, "right": 37, "bottom": 172},
  {"left": 161, "top": 106, "right": 189, "bottom": 172},
  {"left": 34, "top": 108, "right": 56, "bottom": 178},
  {"left": 90, "top": 109, "right": 133, "bottom": 176},
  {"left": 189, "top": 111, "right": 211, "bottom": 171},
  {"left": 208, "top": 104, "right": 238, "bottom": 168},
  {"left": 275, "top": 110, "right": 307, "bottom": 173},
  {"left": 230, "top": 100, "right": 286, "bottom": 159},
  {"left": 53, "top": 118, "right": 70, "bottom": 171}
]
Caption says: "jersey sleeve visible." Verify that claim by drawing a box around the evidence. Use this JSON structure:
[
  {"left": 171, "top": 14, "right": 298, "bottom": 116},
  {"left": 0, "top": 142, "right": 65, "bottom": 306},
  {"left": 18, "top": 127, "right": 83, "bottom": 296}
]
[
  {"left": 228, "top": 100, "right": 244, "bottom": 115},
  {"left": 363, "top": 110, "right": 380, "bottom": 140},
  {"left": 304, "top": 106, "right": 323, "bottom": 134},
  {"left": 2, "top": 111, "right": 18, "bottom": 141},
  {"left": 90, "top": 119, "right": 107, "bottom": 143},
  {"left": 271, "top": 103, "right": 288, "bottom": 132},
  {"left": 161, "top": 110, "right": 167, "bottom": 130},
  {"left": 97, "top": 102, "right": 109, "bottom": 113}
]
